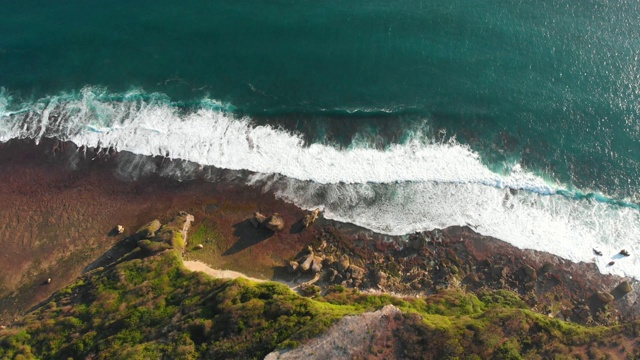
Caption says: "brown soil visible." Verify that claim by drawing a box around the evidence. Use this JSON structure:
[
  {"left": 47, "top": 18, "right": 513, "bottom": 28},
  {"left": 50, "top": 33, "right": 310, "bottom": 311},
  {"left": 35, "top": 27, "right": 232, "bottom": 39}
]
[{"left": 0, "top": 138, "right": 638, "bottom": 328}]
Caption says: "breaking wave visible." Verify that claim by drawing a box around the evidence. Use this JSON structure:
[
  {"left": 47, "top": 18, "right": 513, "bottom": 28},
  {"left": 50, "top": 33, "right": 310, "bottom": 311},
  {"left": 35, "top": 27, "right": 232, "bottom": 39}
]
[{"left": 1, "top": 86, "right": 639, "bottom": 278}]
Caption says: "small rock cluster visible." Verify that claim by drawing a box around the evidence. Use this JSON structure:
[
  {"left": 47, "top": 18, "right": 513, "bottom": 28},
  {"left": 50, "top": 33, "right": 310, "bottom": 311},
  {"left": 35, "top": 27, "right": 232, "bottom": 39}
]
[
  {"left": 287, "top": 244, "right": 369, "bottom": 288},
  {"left": 302, "top": 209, "right": 320, "bottom": 228},
  {"left": 250, "top": 212, "right": 285, "bottom": 232}
]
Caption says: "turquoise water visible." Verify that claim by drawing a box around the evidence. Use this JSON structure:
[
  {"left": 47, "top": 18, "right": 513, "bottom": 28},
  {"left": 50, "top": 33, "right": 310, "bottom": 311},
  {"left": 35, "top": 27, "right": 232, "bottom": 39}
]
[
  {"left": 2, "top": 0, "right": 639, "bottom": 198},
  {"left": 3, "top": 0, "right": 640, "bottom": 276}
]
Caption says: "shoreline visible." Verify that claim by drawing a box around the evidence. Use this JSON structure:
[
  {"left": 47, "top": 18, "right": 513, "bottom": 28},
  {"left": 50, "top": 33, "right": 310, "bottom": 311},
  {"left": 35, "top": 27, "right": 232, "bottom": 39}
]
[{"left": 0, "top": 137, "right": 637, "bottom": 325}]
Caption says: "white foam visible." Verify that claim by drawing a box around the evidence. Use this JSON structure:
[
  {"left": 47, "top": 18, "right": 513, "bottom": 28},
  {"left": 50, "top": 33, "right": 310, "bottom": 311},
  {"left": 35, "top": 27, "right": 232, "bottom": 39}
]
[
  {"left": 0, "top": 88, "right": 554, "bottom": 192},
  {"left": 257, "top": 175, "right": 640, "bottom": 278},
  {"left": 2, "top": 87, "right": 640, "bottom": 278}
]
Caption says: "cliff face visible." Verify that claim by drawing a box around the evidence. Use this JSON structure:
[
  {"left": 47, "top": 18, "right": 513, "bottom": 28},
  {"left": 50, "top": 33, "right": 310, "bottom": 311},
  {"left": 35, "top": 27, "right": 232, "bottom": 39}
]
[{"left": 1, "top": 221, "right": 639, "bottom": 359}]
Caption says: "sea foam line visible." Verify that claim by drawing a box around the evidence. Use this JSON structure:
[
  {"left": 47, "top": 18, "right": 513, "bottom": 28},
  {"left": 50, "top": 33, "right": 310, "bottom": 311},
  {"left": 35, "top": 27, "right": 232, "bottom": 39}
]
[
  {"left": 0, "top": 87, "right": 554, "bottom": 193},
  {"left": 2, "top": 87, "right": 640, "bottom": 279}
]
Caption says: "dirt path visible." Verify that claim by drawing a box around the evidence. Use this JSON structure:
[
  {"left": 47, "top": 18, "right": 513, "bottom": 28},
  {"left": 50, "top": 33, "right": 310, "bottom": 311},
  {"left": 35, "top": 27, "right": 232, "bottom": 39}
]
[{"left": 183, "top": 260, "right": 266, "bottom": 282}]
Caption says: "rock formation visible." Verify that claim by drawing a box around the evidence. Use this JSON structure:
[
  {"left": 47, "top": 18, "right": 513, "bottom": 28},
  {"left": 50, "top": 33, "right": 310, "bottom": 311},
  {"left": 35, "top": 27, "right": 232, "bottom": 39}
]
[
  {"left": 615, "top": 280, "right": 632, "bottom": 294},
  {"left": 134, "top": 219, "right": 162, "bottom": 240},
  {"left": 265, "top": 213, "right": 285, "bottom": 232},
  {"left": 302, "top": 208, "right": 320, "bottom": 228},
  {"left": 596, "top": 291, "right": 614, "bottom": 304},
  {"left": 250, "top": 212, "right": 267, "bottom": 228}
]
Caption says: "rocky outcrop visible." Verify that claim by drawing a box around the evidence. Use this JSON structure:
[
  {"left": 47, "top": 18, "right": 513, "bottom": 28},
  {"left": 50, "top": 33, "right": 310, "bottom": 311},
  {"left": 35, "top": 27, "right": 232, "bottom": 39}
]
[
  {"left": 265, "top": 213, "right": 285, "bottom": 232},
  {"left": 595, "top": 291, "right": 614, "bottom": 304},
  {"left": 287, "top": 261, "right": 299, "bottom": 273},
  {"left": 139, "top": 212, "right": 194, "bottom": 254},
  {"left": 265, "top": 305, "right": 403, "bottom": 360},
  {"left": 250, "top": 212, "right": 267, "bottom": 228},
  {"left": 337, "top": 255, "right": 350, "bottom": 272},
  {"left": 134, "top": 219, "right": 162, "bottom": 240},
  {"left": 615, "top": 281, "right": 632, "bottom": 295},
  {"left": 348, "top": 265, "right": 366, "bottom": 280},
  {"left": 302, "top": 208, "right": 320, "bottom": 228}
]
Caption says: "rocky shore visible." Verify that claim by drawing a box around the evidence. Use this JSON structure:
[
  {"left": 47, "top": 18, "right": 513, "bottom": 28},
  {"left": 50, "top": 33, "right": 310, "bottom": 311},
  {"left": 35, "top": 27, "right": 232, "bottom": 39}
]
[{"left": 0, "top": 138, "right": 637, "bottom": 329}]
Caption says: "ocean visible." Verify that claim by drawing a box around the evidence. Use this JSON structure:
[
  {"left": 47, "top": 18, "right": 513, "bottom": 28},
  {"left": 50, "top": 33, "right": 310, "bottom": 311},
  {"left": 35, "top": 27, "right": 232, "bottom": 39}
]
[{"left": 1, "top": 0, "right": 639, "bottom": 277}]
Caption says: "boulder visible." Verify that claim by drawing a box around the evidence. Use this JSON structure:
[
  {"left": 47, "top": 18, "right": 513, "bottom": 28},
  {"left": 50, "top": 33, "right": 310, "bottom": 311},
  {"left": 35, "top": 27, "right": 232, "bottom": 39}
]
[
  {"left": 46, "top": 278, "right": 51, "bottom": 284},
  {"left": 615, "top": 280, "right": 632, "bottom": 294},
  {"left": 116, "top": 225, "right": 125, "bottom": 234},
  {"left": 195, "top": 244, "right": 204, "bottom": 249},
  {"left": 595, "top": 291, "right": 614, "bottom": 304},
  {"left": 299, "top": 254, "right": 314, "bottom": 272},
  {"left": 348, "top": 265, "right": 366, "bottom": 280},
  {"left": 302, "top": 208, "right": 320, "bottom": 228},
  {"left": 287, "top": 261, "right": 299, "bottom": 273},
  {"left": 337, "top": 254, "right": 350, "bottom": 272},
  {"left": 311, "top": 256, "right": 324, "bottom": 273},
  {"left": 134, "top": 219, "right": 162, "bottom": 239},
  {"left": 250, "top": 212, "right": 268, "bottom": 228},
  {"left": 265, "top": 213, "right": 285, "bottom": 232}
]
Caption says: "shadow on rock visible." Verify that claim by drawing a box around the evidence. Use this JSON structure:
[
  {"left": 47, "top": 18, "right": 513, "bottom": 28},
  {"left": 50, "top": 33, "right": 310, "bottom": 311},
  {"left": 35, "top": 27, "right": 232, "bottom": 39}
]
[
  {"left": 82, "top": 238, "right": 138, "bottom": 274},
  {"left": 289, "top": 219, "right": 306, "bottom": 234},
  {"left": 224, "top": 220, "right": 274, "bottom": 256}
]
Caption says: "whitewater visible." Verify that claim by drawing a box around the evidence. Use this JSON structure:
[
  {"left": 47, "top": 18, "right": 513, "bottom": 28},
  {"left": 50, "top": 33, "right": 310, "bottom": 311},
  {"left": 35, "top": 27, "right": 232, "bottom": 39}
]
[{"left": 1, "top": 87, "right": 639, "bottom": 279}]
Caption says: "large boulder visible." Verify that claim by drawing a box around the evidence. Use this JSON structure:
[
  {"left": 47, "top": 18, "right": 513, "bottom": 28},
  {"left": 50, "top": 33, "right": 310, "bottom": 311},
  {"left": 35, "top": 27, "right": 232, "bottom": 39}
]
[
  {"left": 265, "top": 213, "right": 285, "bottom": 232},
  {"left": 311, "top": 256, "right": 324, "bottom": 273},
  {"left": 615, "top": 280, "right": 633, "bottom": 294},
  {"left": 250, "top": 212, "right": 267, "bottom": 228},
  {"left": 299, "top": 254, "right": 314, "bottom": 272}
]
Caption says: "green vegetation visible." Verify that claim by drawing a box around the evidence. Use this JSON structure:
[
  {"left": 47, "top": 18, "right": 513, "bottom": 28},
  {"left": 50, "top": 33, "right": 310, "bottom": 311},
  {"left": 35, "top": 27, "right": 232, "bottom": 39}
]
[{"left": 1, "top": 241, "right": 638, "bottom": 359}]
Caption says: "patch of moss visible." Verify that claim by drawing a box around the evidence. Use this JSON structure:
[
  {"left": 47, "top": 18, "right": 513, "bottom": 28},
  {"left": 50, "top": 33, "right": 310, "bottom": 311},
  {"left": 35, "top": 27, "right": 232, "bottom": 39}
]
[{"left": 1, "top": 244, "right": 637, "bottom": 360}]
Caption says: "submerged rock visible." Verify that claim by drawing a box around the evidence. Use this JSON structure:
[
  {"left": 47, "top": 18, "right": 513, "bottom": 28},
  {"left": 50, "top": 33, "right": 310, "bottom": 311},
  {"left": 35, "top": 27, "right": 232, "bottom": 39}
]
[{"left": 265, "top": 213, "right": 285, "bottom": 232}]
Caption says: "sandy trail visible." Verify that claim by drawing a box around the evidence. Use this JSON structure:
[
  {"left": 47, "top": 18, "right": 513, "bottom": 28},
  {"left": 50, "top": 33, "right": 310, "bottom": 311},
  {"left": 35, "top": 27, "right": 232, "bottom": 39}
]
[
  {"left": 183, "top": 261, "right": 267, "bottom": 282},
  {"left": 183, "top": 260, "right": 309, "bottom": 292}
]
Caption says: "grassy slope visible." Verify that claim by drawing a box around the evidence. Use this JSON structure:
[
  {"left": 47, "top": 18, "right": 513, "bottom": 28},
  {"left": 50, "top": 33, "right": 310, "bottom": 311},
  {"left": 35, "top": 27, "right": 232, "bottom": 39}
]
[{"left": 1, "top": 246, "right": 639, "bottom": 359}]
